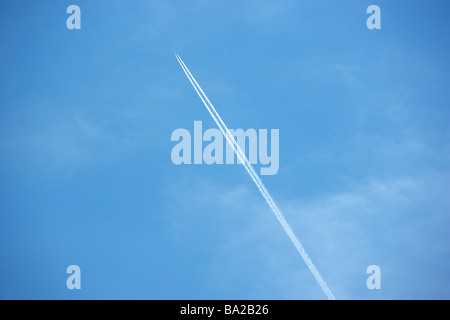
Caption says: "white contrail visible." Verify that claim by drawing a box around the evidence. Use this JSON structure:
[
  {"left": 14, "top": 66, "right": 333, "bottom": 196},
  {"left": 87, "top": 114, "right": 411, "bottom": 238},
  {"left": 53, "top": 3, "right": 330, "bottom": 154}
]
[{"left": 175, "top": 53, "right": 335, "bottom": 300}]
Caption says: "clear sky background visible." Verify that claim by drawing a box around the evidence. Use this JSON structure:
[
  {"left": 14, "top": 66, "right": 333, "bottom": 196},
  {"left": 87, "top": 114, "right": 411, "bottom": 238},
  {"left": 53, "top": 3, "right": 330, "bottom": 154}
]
[{"left": 0, "top": 0, "right": 449, "bottom": 299}]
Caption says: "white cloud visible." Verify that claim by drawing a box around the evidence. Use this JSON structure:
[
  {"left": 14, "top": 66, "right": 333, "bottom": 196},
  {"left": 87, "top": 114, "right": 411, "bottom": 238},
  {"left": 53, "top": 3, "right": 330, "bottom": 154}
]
[{"left": 165, "top": 170, "right": 450, "bottom": 299}]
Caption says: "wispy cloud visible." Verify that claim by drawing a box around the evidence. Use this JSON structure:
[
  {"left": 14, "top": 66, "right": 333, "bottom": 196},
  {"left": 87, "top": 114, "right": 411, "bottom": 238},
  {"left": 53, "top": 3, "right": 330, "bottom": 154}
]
[{"left": 164, "top": 170, "right": 450, "bottom": 299}]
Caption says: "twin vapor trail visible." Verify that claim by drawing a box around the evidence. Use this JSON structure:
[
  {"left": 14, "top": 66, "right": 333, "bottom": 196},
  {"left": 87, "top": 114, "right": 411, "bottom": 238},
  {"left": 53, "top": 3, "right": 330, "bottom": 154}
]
[{"left": 175, "top": 53, "right": 335, "bottom": 300}]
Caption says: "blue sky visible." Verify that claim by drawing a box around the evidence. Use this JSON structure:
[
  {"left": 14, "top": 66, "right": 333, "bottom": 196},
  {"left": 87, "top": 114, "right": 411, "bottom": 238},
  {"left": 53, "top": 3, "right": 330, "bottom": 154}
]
[{"left": 0, "top": 0, "right": 449, "bottom": 299}]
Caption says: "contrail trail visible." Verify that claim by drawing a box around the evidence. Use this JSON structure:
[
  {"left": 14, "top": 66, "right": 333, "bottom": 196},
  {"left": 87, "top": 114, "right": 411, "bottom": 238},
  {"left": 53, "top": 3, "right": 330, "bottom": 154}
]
[{"left": 175, "top": 53, "right": 335, "bottom": 300}]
